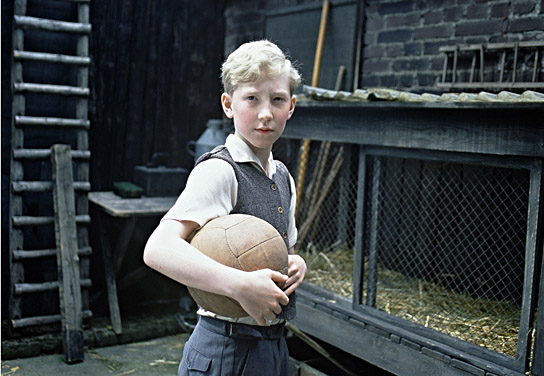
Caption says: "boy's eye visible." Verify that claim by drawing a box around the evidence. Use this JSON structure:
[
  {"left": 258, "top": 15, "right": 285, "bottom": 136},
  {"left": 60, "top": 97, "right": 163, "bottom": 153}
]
[
  {"left": 246, "top": 96, "right": 257, "bottom": 101},
  {"left": 274, "top": 96, "right": 287, "bottom": 102}
]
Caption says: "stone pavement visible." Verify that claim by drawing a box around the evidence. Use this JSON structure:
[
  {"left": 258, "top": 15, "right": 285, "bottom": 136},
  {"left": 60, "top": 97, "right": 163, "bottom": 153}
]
[
  {"left": 1, "top": 332, "right": 190, "bottom": 376},
  {"left": 1, "top": 311, "right": 378, "bottom": 376}
]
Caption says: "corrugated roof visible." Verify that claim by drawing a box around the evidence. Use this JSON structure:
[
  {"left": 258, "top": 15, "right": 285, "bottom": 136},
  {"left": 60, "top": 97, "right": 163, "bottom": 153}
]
[{"left": 300, "top": 85, "right": 544, "bottom": 103}]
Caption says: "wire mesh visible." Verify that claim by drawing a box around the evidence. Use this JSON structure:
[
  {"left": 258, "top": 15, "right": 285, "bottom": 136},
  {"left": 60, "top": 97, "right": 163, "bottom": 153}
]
[{"left": 273, "top": 138, "right": 530, "bottom": 358}]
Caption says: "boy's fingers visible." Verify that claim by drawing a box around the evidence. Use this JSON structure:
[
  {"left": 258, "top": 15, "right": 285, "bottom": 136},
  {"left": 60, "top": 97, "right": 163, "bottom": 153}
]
[
  {"left": 254, "top": 316, "right": 266, "bottom": 326},
  {"left": 271, "top": 271, "right": 288, "bottom": 283},
  {"left": 278, "top": 293, "right": 289, "bottom": 306}
]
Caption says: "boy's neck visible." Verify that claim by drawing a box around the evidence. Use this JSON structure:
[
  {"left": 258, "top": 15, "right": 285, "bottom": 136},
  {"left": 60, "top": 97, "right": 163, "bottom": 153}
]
[
  {"left": 250, "top": 144, "right": 271, "bottom": 175},
  {"left": 235, "top": 134, "right": 271, "bottom": 174}
]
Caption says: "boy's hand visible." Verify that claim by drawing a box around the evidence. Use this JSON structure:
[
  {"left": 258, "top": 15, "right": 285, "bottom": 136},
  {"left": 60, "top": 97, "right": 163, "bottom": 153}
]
[
  {"left": 233, "top": 269, "right": 289, "bottom": 326},
  {"left": 283, "top": 254, "right": 307, "bottom": 296}
]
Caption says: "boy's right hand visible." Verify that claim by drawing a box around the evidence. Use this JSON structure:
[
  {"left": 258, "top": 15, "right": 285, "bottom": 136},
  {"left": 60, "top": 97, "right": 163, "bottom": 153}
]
[{"left": 232, "top": 269, "right": 289, "bottom": 326}]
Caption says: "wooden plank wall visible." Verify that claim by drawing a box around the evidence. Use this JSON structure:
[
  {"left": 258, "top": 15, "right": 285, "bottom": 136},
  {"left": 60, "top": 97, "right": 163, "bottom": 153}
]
[{"left": 88, "top": 0, "right": 225, "bottom": 190}]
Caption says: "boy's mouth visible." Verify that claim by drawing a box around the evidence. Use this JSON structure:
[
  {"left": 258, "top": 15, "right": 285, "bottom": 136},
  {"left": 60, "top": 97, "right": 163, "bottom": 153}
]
[{"left": 256, "top": 128, "right": 273, "bottom": 134}]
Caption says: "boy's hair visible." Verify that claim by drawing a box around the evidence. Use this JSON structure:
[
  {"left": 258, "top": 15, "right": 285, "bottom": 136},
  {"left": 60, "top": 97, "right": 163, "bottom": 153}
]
[{"left": 221, "top": 40, "right": 301, "bottom": 95}]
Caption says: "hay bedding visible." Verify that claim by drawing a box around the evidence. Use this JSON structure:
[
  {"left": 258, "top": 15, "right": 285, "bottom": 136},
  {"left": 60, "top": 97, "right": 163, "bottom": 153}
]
[{"left": 299, "top": 247, "right": 520, "bottom": 357}]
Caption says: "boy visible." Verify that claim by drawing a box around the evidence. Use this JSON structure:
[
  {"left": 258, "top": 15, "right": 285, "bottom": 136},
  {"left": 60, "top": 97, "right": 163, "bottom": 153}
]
[{"left": 143, "top": 40, "right": 307, "bottom": 375}]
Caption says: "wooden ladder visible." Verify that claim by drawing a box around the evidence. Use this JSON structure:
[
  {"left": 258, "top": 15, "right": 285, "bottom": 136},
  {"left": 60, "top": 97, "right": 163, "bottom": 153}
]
[
  {"left": 8, "top": 0, "right": 93, "bottom": 332},
  {"left": 438, "top": 41, "right": 544, "bottom": 90}
]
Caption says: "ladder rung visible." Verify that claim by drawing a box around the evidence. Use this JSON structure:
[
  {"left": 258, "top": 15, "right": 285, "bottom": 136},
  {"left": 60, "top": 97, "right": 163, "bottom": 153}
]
[
  {"left": 12, "top": 181, "right": 91, "bottom": 192},
  {"left": 439, "top": 41, "right": 544, "bottom": 53},
  {"left": 14, "top": 82, "right": 89, "bottom": 96},
  {"left": 13, "top": 246, "right": 92, "bottom": 260},
  {"left": 13, "top": 149, "right": 90, "bottom": 160},
  {"left": 14, "top": 15, "right": 91, "bottom": 34},
  {"left": 15, "top": 279, "right": 91, "bottom": 295},
  {"left": 14, "top": 50, "right": 90, "bottom": 65},
  {"left": 12, "top": 214, "right": 91, "bottom": 227},
  {"left": 11, "top": 310, "right": 92, "bottom": 329},
  {"left": 15, "top": 115, "right": 89, "bottom": 128}
]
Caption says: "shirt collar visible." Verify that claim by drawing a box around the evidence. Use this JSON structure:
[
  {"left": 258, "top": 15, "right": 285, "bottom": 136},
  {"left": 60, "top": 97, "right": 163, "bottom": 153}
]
[{"left": 225, "top": 134, "right": 276, "bottom": 178}]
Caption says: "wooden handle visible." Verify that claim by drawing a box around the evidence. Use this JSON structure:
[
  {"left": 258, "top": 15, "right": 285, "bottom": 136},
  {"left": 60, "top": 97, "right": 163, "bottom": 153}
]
[
  {"left": 296, "top": 0, "right": 330, "bottom": 219},
  {"left": 311, "top": 0, "right": 330, "bottom": 87}
]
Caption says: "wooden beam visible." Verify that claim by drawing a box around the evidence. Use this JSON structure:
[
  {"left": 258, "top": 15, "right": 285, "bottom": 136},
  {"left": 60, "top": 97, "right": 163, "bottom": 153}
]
[
  {"left": 11, "top": 310, "right": 92, "bottom": 329},
  {"left": 15, "top": 115, "right": 90, "bottom": 128},
  {"left": 14, "top": 15, "right": 91, "bottom": 34},
  {"left": 13, "top": 82, "right": 89, "bottom": 96},
  {"left": 13, "top": 50, "right": 90, "bottom": 65},
  {"left": 13, "top": 148, "right": 90, "bottom": 160},
  {"left": 14, "top": 279, "right": 91, "bottom": 294},
  {"left": 12, "top": 214, "right": 90, "bottom": 226},
  {"left": 12, "top": 181, "right": 90, "bottom": 192},
  {"left": 13, "top": 246, "right": 92, "bottom": 260},
  {"left": 51, "top": 144, "right": 84, "bottom": 364}
]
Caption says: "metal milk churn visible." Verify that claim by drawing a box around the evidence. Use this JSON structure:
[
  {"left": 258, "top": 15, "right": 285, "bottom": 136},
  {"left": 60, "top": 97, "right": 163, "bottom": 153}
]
[{"left": 186, "top": 119, "right": 227, "bottom": 164}]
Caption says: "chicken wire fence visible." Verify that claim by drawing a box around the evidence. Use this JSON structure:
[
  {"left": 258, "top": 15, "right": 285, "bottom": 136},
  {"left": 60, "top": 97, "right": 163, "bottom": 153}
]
[{"left": 273, "top": 138, "right": 530, "bottom": 358}]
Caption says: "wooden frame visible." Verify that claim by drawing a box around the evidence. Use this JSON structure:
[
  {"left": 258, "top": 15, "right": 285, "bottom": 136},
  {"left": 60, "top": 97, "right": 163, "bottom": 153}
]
[
  {"left": 283, "top": 101, "right": 544, "bottom": 375},
  {"left": 353, "top": 146, "right": 542, "bottom": 374}
]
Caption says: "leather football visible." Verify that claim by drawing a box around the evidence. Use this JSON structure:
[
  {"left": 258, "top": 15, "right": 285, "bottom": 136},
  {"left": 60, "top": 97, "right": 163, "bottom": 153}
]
[{"left": 187, "top": 214, "right": 289, "bottom": 317}]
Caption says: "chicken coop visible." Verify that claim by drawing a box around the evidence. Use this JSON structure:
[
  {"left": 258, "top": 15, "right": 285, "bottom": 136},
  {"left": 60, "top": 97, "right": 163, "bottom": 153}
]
[{"left": 273, "top": 89, "right": 544, "bottom": 376}]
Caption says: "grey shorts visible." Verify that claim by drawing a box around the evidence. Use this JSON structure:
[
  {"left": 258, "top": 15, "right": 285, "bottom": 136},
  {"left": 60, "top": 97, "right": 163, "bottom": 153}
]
[{"left": 178, "top": 316, "right": 289, "bottom": 376}]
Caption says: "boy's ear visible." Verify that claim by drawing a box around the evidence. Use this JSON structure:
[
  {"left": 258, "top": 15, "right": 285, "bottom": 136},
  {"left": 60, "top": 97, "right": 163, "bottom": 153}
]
[
  {"left": 287, "top": 95, "right": 296, "bottom": 120},
  {"left": 221, "top": 93, "right": 234, "bottom": 118}
]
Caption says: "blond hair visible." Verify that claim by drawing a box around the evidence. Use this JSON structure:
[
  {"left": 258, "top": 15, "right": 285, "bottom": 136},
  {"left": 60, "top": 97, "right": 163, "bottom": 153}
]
[{"left": 221, "top": 40, "right": 301, "bottom": 95}]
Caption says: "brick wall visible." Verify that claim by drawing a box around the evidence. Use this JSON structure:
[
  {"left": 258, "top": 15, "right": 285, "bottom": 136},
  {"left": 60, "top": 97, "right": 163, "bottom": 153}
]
[
  {"left": 363, "top": 0, "right": 544, "bottom": 92},
  {"left": 224, "top": 0, "right": 544, "bottom": 93}
]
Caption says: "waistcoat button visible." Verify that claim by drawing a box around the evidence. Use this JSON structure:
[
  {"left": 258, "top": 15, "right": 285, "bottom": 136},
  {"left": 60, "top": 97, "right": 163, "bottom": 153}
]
[
  {"left": 283, "top": 232, "right": 288, "bottom": 239},
  {"left": 278, "top": 207, "right": 284, "bottom": 214},
  {"left": 271, "top": 184, "right": 278, "bottom": 190}
]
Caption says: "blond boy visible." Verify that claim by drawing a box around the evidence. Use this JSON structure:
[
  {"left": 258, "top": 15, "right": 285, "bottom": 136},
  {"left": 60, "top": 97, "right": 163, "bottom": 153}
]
[{"left": 143, "top": 40, "right": 307, "bottom": 375}]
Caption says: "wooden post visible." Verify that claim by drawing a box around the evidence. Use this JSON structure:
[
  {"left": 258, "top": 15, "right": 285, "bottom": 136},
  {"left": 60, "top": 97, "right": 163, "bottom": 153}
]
[
  {"left": 295, "top": 0, "right": 330, "bottom": 219},
  {"left": 96, "top": 211, "right": 123, "bottom": 335},
  {"left": 51, "top": 144, "right": 84, "bottom": 364}
]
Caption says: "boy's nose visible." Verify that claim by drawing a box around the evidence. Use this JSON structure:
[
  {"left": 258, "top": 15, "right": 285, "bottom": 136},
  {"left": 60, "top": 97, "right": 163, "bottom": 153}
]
[{"left": 258, "top": 106, "right": 273, "bottom": 122}]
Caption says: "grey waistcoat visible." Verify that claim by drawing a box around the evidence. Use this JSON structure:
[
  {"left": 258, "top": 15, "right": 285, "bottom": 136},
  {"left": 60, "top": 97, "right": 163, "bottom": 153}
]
[{"left": 196, "top": 145, "right": 296, "bottom": 320}]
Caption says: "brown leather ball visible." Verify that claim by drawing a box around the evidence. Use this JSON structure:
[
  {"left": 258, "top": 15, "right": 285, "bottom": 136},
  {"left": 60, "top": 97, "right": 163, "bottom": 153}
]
[{"left": 187, "top": 214, "right": 289, "bottom": 317}]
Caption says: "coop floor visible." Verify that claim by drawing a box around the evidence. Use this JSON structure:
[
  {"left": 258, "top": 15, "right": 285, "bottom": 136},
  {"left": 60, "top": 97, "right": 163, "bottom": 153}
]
[{"left": 300, "top": 247, "right": 522, "bottom": 357}]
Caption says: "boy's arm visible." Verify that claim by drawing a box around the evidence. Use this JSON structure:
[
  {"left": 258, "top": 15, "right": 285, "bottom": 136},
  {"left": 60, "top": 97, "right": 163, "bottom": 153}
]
[{"left": 143, "top": 219, "right": 289, "bottom": 326}]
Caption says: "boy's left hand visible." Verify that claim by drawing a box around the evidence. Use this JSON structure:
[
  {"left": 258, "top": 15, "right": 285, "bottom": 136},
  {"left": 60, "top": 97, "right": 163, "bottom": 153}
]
[{"left": 283, "top": 253, "right": 306, "bottom": 296}]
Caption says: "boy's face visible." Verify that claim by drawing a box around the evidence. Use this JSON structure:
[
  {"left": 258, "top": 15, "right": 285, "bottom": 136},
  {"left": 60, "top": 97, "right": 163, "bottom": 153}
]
[{"left": 221, "top": 75, "right": 295, "bottom": 152}]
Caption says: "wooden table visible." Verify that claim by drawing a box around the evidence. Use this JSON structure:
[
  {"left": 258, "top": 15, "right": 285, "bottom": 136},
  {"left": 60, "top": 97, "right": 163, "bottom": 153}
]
[{"left": 89, "top": 191, "right": 177, "bottom": 334}]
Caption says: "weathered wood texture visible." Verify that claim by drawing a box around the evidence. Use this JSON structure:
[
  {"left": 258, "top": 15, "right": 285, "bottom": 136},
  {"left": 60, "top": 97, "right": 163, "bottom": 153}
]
[
  {"left": 5, "top": 0, "right": 92, "bottom": 332},
  {"left": 88, "top": 0, "right": 225, "bottom": 190},
  {"left": 88, "top": 192, "right": 177, "bottom": 333},
  {"left": 51, "top": 144, "right": 84, "bottom": 363},
  {"left": 1, "top": 0, "right": 14, "bottom": 322},
  {"left": 294, "top": 284, "right": 526, "bottom": 376},
  {"left": 535, "top": 243, "right": 544, "bottom": 375},
  {"left": 283, "top": 102, "right": 544, "bottom": 158},
  {"left": 88, "top": 191, "right": 177, "bottom": 218}
]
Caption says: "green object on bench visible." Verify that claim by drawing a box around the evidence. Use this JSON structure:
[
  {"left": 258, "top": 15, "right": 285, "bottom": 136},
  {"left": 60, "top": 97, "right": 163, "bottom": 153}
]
[{"left": 113, "top": 182, "right": 143, "bottom": 198}]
